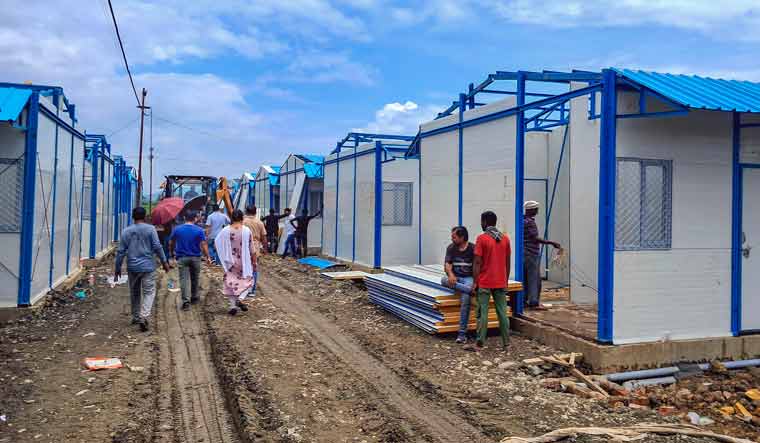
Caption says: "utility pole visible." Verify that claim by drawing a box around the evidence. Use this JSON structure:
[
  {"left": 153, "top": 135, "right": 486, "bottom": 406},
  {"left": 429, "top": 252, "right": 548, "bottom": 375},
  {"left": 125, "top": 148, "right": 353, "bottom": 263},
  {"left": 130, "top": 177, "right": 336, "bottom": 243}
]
[
  {"left": 136, "top": 88, "right": 150, "bottom": 207},
  {"left": 148, "top": 109, "right": 154, "bottom": 213}
]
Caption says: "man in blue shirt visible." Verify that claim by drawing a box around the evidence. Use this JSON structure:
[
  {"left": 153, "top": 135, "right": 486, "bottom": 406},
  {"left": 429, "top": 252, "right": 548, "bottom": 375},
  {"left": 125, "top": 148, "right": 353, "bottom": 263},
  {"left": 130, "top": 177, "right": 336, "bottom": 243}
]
[
  {"left": 115, "top": 207, "right": 170, "bottom": 331},
  {"left": 170, "top": 211, "right": 212, "bottom": 310},
  {"left": 205, "top": 204, "right": 230, "bottom": 264}
]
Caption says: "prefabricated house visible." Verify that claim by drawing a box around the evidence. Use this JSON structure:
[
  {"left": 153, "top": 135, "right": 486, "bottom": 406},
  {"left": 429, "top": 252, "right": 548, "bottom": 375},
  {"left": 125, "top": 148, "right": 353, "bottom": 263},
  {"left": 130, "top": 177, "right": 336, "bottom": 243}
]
[
  {"left": 253, "top": 165, "right": 280, "bottom": 216},
  {"left": 278, "top": 154, "right": 324, "bottom": 249},
  {"left": 322, "top": 133, "right": 419, "bottom": 268},
  {"left": 234, "top": 172, "right": 255, "bottom": 211},
  {"left": 410, "top": 68, "right": 760, "bottom": 349},
  {"left": 0, "top": 83, "right": 135, "bottom": 307}
]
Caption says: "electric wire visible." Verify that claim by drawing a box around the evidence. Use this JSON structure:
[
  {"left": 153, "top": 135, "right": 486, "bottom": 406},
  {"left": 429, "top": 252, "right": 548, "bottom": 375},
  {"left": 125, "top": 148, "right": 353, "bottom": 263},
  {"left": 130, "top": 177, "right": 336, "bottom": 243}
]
[
  {"left": 106, "top": 0, "right": 140, "bottom": 105},
  {"left": 106, "top": 117, "right": 139, "bottom": 138}
]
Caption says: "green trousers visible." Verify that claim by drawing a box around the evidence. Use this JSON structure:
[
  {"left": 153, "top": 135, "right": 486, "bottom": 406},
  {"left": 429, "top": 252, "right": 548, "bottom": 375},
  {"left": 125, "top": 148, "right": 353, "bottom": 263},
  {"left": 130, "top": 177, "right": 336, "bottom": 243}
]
[{"left": 476, "top": 287, "right": 510, "bottom": 347}]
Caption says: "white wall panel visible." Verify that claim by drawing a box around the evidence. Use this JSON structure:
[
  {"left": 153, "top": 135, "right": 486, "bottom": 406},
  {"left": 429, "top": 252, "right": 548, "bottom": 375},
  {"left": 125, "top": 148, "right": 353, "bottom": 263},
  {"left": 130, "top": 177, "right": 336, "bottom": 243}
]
[
  {"left": 613, "top": 103, "right": 733, "bottom": 344},
  {"left": 322, "top": 157, "right": 337, "bottom": 257},
  {"left": 337, "top": 150, "right": 357, "bottom": 261},
  {"left": 381, "top": 157, "right": 419, "bottom": 266},
  {"left": 355, "top": 151, "right": 375, "bottom": 267},
  {"left": 420, "top": 131, "right": 458, "bottom": 265},
  {"left": 52, "top": 125, "right": 72, "bottom": 286},
  {"left": 30, "top": 113, "right": 56, "bottom": 303},
  {"left": 569, "top": 83, "right": 600, "bottom": 304}
]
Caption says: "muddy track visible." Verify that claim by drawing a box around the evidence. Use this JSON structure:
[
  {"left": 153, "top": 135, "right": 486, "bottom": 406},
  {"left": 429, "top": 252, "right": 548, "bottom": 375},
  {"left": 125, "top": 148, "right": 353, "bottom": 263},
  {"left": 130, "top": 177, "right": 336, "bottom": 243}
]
[
  {"left": 258, "top": 270, "right": 493, "bottom": 443},
  {"left": 154, "top": 272, "right": 240, "bottom": 443}
]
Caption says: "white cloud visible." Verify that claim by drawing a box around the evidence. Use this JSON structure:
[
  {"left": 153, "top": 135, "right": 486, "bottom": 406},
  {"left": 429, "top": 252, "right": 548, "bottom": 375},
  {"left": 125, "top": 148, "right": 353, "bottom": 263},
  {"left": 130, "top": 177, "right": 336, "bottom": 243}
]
[
  {"left": 286, "top": 52, "right": 378, "bottom": 86},
  {"left": 487, "top": 0, "right": 760, "bottom": 40},
  {"left": 355, "top": 101, "right": 444, "bottom": 134}
]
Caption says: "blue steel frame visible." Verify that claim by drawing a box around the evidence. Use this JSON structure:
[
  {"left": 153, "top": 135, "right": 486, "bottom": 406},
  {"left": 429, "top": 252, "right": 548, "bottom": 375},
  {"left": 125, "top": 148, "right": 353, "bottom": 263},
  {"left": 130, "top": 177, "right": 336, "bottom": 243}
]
[
  {"left": 732, "top": 113, "right": 760, "bottom": 335},
  {"left": 14, "top": 84, "right": 131, "bottom": 306},
  {"left": 328, "top": 132, "right": 415, "bottom": 267},
  {"left": 407, "top": 69, "right": 623, "bottom": 339},
  {"left": 18, "top": 92, "right": 40, "bottom": 306}
]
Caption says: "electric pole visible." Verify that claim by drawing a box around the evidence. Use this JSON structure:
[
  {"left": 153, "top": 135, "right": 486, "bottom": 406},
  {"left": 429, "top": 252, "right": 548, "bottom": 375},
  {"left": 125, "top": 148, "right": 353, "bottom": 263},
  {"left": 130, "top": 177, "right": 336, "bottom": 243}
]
[
  {"left": 148, "top": 109, "right": 154, "bottom": 213},
  {"left": 136, "top": 88, "right": 150, "bottom": 206}
]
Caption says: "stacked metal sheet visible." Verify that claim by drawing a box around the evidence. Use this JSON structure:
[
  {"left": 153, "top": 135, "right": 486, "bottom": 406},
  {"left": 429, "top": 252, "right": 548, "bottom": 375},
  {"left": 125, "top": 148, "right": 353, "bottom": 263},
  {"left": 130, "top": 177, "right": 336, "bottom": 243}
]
[{"left": 365, "top": 265, "right": 521, "bottom": 334}]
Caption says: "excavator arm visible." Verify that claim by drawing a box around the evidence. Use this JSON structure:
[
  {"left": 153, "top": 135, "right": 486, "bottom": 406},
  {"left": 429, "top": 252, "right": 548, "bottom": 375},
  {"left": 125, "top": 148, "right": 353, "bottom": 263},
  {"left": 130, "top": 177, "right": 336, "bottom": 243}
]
[{"left": 216, "top": 177, "right": 234, "bottom": 215}]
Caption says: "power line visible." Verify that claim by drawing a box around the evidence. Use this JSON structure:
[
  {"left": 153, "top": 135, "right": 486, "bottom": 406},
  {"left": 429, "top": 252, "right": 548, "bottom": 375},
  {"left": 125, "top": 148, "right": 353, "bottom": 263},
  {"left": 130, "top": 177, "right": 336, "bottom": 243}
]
[
  {"left": 151, "top": 114, "right": 254, "bottom": 144},
  {"left": 106, "top": 0, "right": 140, "bottom": 105},
  {"left": 106, "top": 117, "right": 139, "bottom": 137}
]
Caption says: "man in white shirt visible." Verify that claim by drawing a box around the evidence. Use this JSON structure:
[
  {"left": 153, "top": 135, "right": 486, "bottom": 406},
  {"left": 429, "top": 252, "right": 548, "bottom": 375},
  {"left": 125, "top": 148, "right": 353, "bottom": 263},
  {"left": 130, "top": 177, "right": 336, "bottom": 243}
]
[
  {"left": 280, "top": 208, "right": 297, "bottom": 258},
  {"left": 205, "top": 204, "right": 230, "bottom": 264}
]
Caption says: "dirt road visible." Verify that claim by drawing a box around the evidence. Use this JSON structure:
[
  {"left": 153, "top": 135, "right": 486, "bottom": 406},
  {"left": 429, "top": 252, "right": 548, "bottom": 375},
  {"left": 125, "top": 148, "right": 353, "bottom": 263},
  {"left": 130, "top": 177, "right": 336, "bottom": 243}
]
[
  {"left": 153, "top": 271, "right": 239, "bottom": 443},
  {"left": 1, "top": 254, "right": 755, "bottom": 443}
]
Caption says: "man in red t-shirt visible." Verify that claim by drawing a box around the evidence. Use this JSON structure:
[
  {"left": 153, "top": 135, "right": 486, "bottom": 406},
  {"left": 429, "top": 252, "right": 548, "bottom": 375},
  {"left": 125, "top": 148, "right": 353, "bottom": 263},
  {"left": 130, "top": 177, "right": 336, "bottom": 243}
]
[{"left": 468, "top": 210, "right": 511, "bottom": 351}]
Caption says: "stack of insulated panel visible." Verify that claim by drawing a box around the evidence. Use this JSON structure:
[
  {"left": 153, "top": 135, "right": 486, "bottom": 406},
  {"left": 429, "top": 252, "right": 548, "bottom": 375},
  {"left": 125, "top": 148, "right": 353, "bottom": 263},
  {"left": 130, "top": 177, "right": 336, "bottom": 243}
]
[{"left": 365, "top": 265, "right": 521, "bottom": 334}]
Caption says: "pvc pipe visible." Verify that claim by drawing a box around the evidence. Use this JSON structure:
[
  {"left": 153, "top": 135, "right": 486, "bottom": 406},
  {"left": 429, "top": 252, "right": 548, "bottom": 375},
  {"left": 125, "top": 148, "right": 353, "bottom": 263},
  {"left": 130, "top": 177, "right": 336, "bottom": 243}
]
[
  {"left": 723, "top": 359, "right": 760, "bottom": 370},
  {"left": 623, "top": 376, "right": 677, "bottom": 390},
  {"left": 605, "top": 367, "right": 679, "bottom": 383}
]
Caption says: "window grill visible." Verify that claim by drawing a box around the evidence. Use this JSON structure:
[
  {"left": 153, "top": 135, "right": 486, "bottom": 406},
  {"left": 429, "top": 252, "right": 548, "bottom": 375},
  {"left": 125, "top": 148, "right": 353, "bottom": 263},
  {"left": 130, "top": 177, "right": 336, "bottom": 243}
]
[{"left": 615, "top": 158, "right": 672, "bottom": 250}]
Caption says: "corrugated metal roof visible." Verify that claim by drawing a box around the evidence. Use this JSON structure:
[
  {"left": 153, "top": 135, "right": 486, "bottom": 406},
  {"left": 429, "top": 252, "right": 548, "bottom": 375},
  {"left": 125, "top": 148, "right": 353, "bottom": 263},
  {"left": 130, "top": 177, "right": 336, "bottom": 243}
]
[
  {"left": 0, "top": 87, "right": 32, "bottom": 121},
  {"left": 614, "top": 68, "right": 760, "bottom": 113}
]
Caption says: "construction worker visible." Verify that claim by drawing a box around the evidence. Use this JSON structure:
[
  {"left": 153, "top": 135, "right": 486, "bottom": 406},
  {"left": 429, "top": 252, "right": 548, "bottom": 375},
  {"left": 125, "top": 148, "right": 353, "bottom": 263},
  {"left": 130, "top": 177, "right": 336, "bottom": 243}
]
[
  {"left": 292, "top": 207, "right": 322, "bottom": 258},
  {"left": 262, "top": 208, "right": 288, "bottom": 253},
  {"left": 523, "top": 201, "right": 560, "bottom": 310},
  {"left": 114, "top": 207, "right": 171, "bottom": 332},
  {"left": 467, "top": 210, "right": 511, "bottom": 352}
]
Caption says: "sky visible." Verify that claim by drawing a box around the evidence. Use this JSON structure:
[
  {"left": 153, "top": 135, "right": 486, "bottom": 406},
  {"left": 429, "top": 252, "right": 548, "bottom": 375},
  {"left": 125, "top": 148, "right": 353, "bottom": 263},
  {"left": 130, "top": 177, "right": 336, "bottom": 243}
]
[{"left": 3, "top": 1, "right": 760, "bottom": 191}]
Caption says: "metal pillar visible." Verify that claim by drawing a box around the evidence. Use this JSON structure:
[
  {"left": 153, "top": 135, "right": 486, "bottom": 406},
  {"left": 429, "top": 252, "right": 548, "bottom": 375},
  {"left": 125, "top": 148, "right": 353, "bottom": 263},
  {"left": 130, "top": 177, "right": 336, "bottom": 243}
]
[
  {"left": 373, "top": 141, "right": 383, "bottom": 268},
  {"left": 18, "top": 92, "right": 40, "bottom": 306},
  {"left": 731, "top": 111, "right": 742, "bottom": 335},
  {"left": 597, "top": 68, "right": 618, "bottom": 343},
  {"left": 514, "top": 72, "right": 526, "bottom": 314}
]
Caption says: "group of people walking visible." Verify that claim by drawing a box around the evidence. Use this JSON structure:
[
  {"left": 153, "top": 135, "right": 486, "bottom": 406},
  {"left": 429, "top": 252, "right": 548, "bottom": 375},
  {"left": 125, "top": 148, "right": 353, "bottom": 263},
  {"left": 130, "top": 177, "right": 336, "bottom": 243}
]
[
  {"left": 115, "top": 203, "right": 318, "bottom": 331},
  {"left": 440, "top": 201, "right": 560, "bottom": 351}
]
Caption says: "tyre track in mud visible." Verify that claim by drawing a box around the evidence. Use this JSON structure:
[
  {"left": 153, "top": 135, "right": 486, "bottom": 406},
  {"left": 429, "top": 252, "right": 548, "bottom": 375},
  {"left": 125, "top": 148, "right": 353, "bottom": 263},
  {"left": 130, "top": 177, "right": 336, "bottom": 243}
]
[
  {"left": 258, "top": 270, "right": 493, "bottom": 443},
  {"left": 154, "top": 272, "right": 240, "bottom": 443}
]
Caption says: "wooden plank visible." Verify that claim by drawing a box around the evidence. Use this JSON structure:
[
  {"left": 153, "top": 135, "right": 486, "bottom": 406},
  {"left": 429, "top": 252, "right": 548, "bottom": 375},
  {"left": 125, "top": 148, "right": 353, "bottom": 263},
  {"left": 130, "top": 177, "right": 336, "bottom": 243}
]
[
  {"left": 320, "top": 271, "right": 369, "bottom": 280},
  {"left": 523, "top": 353, "right": 583, "bottom": 365},
  {"left": 569, "top": 367, "right": 609, "bottom": 398}
]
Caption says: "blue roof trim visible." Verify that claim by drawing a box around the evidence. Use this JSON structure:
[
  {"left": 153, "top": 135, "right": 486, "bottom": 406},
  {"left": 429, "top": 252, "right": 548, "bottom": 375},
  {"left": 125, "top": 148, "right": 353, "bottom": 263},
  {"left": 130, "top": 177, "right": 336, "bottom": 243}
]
[
  {"left": 614, "top": 68, "right": 760, "bottom": 113},
  {"left": 0, "top": 87, "right": 32, "bottom": 122}
]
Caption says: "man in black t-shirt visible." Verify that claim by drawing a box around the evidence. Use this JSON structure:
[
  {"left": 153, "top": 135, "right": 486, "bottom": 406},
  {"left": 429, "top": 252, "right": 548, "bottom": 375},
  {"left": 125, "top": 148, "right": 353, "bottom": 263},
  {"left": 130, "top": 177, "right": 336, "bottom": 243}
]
[
  {"left": 441, "top": 226, "right": 475, "bottom": 344},
  {"left": 292, "top": 207, "right": 322, "bottom": 258},
  {"left": 261, "top": 208, "right": 289, "bottom": 253}
]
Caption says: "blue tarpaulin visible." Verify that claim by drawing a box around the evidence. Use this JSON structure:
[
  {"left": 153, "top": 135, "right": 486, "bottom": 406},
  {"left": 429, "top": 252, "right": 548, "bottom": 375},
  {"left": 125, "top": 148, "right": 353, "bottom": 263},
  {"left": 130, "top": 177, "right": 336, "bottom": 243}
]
[
  {"left": 297, "top": 257, "right": 340, "bottom": 269},
  {"left": 0, "top": 87, "right": 32, "bottom": 122}
]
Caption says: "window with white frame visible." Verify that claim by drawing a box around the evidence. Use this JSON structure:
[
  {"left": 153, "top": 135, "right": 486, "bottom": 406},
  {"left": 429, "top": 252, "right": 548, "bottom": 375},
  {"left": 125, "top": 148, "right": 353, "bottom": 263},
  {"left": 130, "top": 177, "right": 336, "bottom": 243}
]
[
  {"left": 0, "top": 158, "right": 24, "bottom": 232},
  {"left": 615, "top": 158, "right": 672, "bottom": 250},
  {"left": 382, "top": 182, "right": 413, "bottom": 226}
]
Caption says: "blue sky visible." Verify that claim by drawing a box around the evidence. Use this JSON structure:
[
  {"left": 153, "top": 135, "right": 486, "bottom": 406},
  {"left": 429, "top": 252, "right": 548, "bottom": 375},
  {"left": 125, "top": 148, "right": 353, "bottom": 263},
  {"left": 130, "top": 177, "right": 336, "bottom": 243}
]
[{"left": 4, "top": 1, "right": 760, "bottom": 185}]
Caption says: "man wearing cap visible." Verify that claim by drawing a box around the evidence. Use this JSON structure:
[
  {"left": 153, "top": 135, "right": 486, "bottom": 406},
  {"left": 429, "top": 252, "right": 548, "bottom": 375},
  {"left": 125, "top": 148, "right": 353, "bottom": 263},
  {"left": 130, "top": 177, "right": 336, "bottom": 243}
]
[{"left": 523, "top": 201, "right": 561, "bottom": 309}]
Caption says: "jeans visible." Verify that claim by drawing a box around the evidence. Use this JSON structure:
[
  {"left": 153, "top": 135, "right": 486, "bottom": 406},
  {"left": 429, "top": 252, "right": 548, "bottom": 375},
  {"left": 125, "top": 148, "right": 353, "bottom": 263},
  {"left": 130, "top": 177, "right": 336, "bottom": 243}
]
[
  {"left": 476, "top": 287, "right": 510, "bottom": 348},
  {"left": 282, "top": 234, "right": 298, "bottom": 257},
  {"left": 523, "top": 254, "right": 542, "bottom": 307},
  {"left": 177, "top": 256, "right": 201, "bottom": 303},
  {"left": 208, "top": 238, "right": 220, "bottom": 264},
  {"left": 296, "top": 234, "right": 307, "bottom": 257},
  {"left": 267, "top": 234, "right": 278, "bottom": 253},
  {"left": 440, "top": 275, "right": 474, "bottom": 337},
  {"left": 128, "top": 271, "right": 157, "bottom": 321}
]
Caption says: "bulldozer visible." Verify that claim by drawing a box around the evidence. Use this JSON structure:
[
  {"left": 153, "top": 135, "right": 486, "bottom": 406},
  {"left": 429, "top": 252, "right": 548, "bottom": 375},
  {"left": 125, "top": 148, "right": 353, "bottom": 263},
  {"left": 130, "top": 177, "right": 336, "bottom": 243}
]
[{"left": 161, "top": 175, "right": 234, "bottom": 218}]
